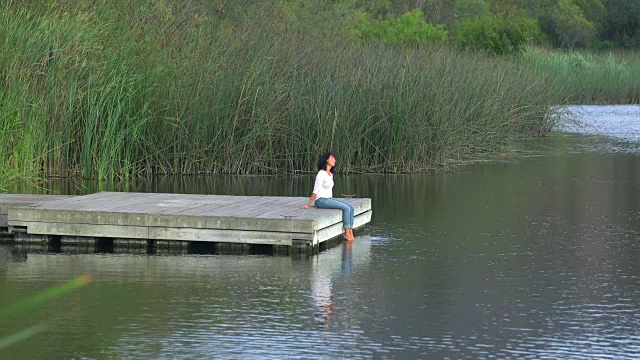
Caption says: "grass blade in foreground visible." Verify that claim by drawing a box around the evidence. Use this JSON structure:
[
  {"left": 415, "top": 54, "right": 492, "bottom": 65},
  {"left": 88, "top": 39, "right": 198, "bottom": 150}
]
[
  {"left": 0, "top": 324, "right": 47, "bottom": 350},
  {"left": 0, "top": 274, "right": 93, "bottom": 317}
]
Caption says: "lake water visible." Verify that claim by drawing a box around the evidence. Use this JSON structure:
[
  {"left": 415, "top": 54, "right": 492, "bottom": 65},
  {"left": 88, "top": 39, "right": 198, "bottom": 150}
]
[{"left": 1, "top": 106, "right": 639, "bottom": 359}]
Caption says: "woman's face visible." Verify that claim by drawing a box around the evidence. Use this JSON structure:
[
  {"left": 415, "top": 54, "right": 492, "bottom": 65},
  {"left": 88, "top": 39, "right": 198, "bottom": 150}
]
[{"left": 327, "top": 155, "right": 336, "bottom": 167}]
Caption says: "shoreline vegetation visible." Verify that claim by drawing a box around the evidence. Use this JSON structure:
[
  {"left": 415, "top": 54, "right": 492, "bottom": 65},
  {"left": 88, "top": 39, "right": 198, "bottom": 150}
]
[{"left": 1, "top": 0, "right": 639, "bottom": 182}]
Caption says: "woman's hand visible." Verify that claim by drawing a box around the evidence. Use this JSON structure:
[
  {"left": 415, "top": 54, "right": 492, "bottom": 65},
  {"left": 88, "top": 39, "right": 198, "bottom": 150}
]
[{"left": 300, "top": 193, "right": 316, "bottom": 209}]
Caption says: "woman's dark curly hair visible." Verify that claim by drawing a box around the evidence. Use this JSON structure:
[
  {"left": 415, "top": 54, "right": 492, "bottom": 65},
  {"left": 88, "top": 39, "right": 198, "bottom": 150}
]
[{"left": 317, "top": 152, "right": 337, "bottom": 175}]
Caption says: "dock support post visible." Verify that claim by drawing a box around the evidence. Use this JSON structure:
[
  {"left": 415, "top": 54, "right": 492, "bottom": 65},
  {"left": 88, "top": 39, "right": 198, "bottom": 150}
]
[
  {"left": 49, "top": 235, "right": 62, "bottom": 253},
  {"left": 96, "top": 238, "right": 114, "bottom": 253},
  {"left": 146, "top": 240, "right": 156, "bottom": 254}
]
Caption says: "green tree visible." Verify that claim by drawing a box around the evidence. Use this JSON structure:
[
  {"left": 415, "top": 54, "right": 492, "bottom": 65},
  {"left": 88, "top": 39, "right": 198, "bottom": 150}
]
[
  {"left": 355, "top": 0, "right": 392, "bottom": 17},
  {"left": 454, "top": 0, "right": 490, "bottom": 23},
  {"left": 573, "top": 0, "right": 606, "bottom": 27},
  {"left": 488, "top": 0, "right": 520, "bottom": 15},
  {"left": 353, "top": 8, "right": 448, "bottom": 45},
  {"left": 420, "top": 0, "right": 456, "bottom": 26},
  {"left": 602, "top": 0, "right": 640, "bottom": 47},
  {"left": 454, "top": 13, "right": 540, "bottom": 55},
  {"left": 553, "top": 0, "right": 598, "bottom": 48}
]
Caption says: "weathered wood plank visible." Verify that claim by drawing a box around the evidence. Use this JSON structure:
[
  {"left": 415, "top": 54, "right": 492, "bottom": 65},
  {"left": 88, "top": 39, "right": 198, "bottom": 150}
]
[
  {"left": 168, "top": 195, "right": 240, "bottom": 215},
  {"left": 24, "top": 222, "right": 149, "bottom": 239},
  {"left": 9, "top": 209, "right": 150, "bottom": 227},
  {"left": 0, "top": 195, "right": 77, "bottom": 214},
  {"left": 206, "top": 197, "right": 288, "bottom": 218},
  {"left": 183, "top": 196, "right": 262, "bottom": 215},
  {"left": 148, "top": 227, "right": 306, "bottom": 245},
  {"left": 150, "top": 196, "right": 262, "bottom": 215},
  {"left": 248, "top": 198, "right": 309, "bottom": 219},
  {"left": 32, "top": 192, "right": 116, "bottom": 210}
]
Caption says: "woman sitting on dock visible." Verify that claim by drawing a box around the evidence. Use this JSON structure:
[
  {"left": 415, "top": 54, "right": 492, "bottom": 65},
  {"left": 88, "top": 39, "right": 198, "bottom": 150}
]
[{"left": 299, "top": 152, "right": 355, "bottom": 241}]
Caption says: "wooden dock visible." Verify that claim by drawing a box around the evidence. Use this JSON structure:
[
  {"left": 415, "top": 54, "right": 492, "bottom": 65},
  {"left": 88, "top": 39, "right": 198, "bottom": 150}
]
[
  {"left": 1, "top": 192, "right": 372, "bottom": 252},
  {"left": 0, "top": 194, "right": 77, "bottom": 232}
]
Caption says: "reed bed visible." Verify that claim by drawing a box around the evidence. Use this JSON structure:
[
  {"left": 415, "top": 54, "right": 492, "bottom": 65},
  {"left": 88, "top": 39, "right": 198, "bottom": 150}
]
[
  {"left": 521, "top": 46, "right": 640, "bottom": 104},
  {"left": 1, "top": 1, "right": 562, "bottom": 179}
]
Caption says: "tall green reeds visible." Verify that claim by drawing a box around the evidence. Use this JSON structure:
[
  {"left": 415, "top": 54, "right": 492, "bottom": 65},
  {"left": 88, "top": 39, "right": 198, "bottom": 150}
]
[
  {"left": 0, "top": 0, "right": 563, "bottom": 179},
  {"left": 521, "top": 46, "right": 640, "bottom": 104}
]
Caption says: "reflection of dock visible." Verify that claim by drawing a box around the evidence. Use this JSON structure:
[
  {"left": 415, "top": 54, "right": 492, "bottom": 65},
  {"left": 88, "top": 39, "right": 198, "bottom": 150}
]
[
  {"left": 0, "top": 192, "right": 372, "bottom": 253},
  {"left": 2, "top": 237, "right": 373, "bottom": 283}
]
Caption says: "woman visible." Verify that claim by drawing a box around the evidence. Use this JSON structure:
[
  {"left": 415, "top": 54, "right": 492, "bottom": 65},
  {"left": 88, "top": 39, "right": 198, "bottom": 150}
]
[{"left": 299, "top": 152, "right": 355, "bottom": 241}]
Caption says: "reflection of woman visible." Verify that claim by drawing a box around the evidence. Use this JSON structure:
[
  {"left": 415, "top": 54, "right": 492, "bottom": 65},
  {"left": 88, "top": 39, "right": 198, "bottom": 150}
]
[
  {"left": 311, "top": 271, "right": 334, "bottom": 327},
  {"left": 341, "top": 241, "right": 353, "bottom": 275},
  {"left": 299, "top": 152, "right": 355, "bottom": 241},
  {"left": 310, "top": 241, "right": 360, "bottom": 328}
]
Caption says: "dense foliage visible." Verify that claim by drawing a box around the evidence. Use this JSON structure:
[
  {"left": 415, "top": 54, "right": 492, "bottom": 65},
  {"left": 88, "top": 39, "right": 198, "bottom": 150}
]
[
  {"left": 367, "top": 0, "right": 639, "bottom": 49},
  {"left": 353, "top": 9, "right": 447, "bottom": 46},
  {"left": 454, "top": 14, "right": 539, "bottom": 55}
]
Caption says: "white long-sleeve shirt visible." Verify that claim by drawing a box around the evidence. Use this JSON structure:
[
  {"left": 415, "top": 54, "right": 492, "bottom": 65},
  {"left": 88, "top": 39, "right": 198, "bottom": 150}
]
[{"left": 312, "top": 170, "right": 334, "bottom": 199}]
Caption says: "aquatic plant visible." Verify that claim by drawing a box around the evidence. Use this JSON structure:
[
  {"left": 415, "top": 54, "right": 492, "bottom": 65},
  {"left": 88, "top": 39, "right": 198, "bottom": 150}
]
[
  {"left": 0, "top": 1, "right": 568, "bottom": 179},
  {"left": 521, "top": 46, "right": 640, "bottom": 104}
]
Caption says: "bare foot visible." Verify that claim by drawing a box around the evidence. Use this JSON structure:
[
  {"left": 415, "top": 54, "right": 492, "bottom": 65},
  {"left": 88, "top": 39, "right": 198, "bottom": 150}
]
[{"left": 345, "top": 229, "right": 355, "bottom": 241}]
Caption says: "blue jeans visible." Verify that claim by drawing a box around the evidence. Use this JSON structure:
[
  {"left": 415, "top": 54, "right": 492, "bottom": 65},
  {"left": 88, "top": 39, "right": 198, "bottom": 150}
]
[{"left": 315, "top": 197, "right": 355, "bottom": 229}]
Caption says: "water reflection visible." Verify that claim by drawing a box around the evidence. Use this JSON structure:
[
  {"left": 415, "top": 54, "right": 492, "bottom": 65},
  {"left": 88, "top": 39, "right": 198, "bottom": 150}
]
[
  {"left": 311, "top": 237, "right": 370, "bottom": 328},
  {"left": 342, "top": 241, "right": 353, "bottom": 275},
  {"left": 311, "top": 264, "right": 334, "bottom": 327},
  {"left": 0, "top": 236, "right": 373, "bottom": 358}
]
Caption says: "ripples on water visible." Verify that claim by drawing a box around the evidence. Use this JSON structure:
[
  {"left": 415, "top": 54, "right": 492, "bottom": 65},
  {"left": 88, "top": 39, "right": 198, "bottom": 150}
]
[
  {"left": 559, "top": 105, "right": 640, "bottom": 155},
  {"left": 1, "top": 105, "right": 640, "bottom": 359}
]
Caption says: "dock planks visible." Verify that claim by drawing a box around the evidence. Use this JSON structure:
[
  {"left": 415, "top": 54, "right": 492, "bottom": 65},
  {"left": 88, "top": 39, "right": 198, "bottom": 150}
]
[
  {"left": 3, "top": 192, "right": 372, "bottom": 248},
  {"left": 0, "top": 194, "right": 77, "bottom": 231}
]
